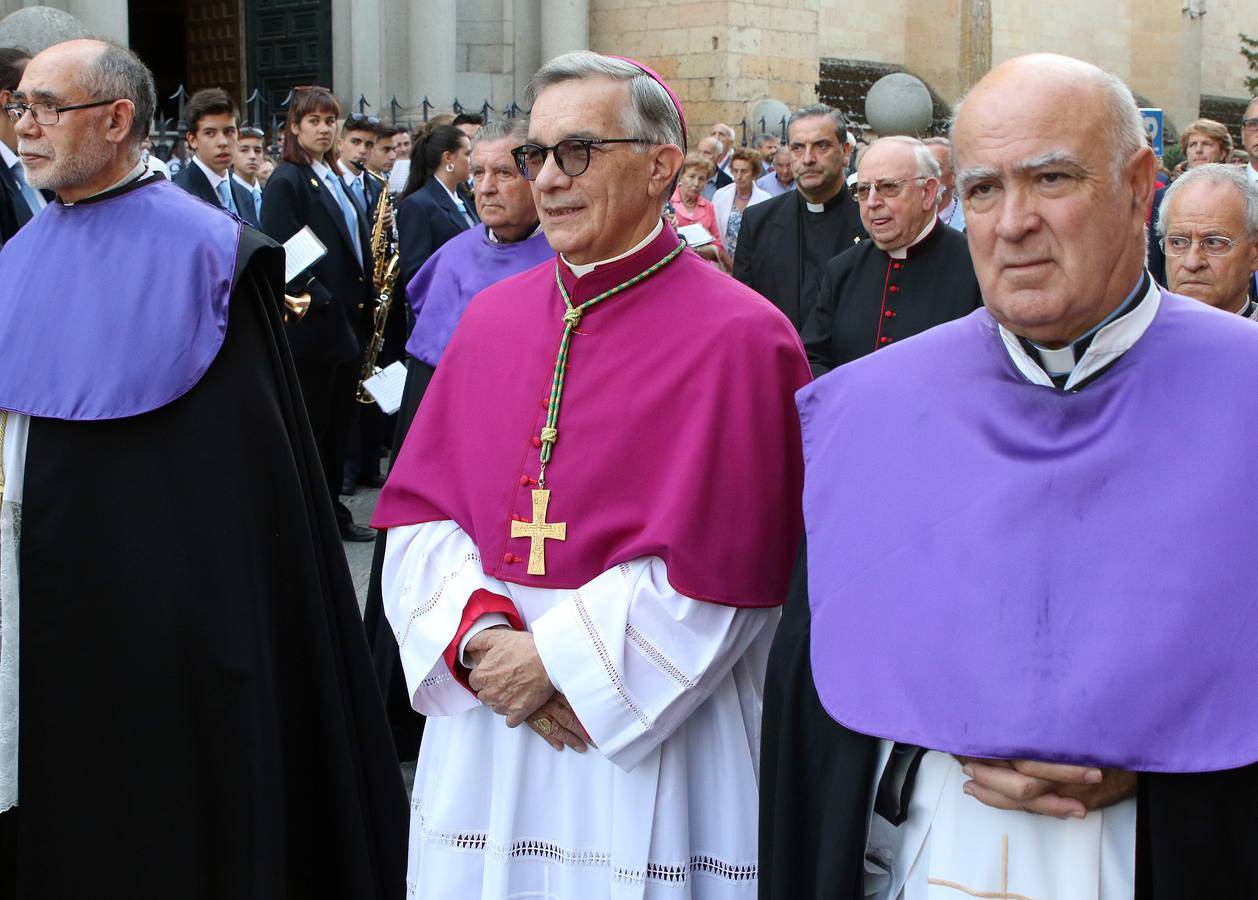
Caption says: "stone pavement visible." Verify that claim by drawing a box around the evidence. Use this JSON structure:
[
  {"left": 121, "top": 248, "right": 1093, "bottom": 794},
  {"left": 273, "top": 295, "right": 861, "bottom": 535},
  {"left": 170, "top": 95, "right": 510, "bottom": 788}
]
[{"left": 343, "top": 486, "right": 383, "bottom": 613}]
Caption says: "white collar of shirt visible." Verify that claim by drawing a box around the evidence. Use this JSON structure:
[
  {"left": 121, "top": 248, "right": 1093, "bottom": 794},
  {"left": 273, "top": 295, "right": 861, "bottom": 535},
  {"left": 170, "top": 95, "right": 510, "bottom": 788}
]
[
  {"left": 562, "top": 218, "right": 663, "bottom": 278},
  {"left": 888, "top": 217, "right": 937, "bottom": 260},
  {"left": 486, "top": 222, "right": 543, "bottom": 245},
  {"left": 437, "top": 177, "right": 463, "bottom": 207},
  {"left": 0, "top": 141, "right": 17, "bottom": 170},
  {"left": 939, "top": 196, "right": 958, "bottom": 223},
  {"left": 1246, "top": 162, "right": 1257, "bottom": 184},
  {"left": 998, "top": 276, "right": 1160, "bottom": 392},
  {"left": 340, "top": 163, "right": 363, "bottom": 190},
  {"left": 191, "top": 153, "right": 231, "bottom": 192},
  {"left": 233, "top": 172, "right": 259, "bottom": 192},
  {"left": 310, "top": 159, "right": 332, "bottom": 183}
]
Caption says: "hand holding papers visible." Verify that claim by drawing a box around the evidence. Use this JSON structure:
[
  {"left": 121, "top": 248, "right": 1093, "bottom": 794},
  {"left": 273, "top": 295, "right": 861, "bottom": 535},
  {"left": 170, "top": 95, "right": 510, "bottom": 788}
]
[
  {"left": 361, "top": 360, "right": 407, "bottom": 414},
  {"left": 282, "top": 226, "right": 327, "bottom": 284}
]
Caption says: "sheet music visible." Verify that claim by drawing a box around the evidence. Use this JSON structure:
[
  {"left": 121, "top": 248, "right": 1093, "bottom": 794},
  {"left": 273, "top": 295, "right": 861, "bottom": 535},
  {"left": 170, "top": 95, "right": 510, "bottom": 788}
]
[
  {"left": 362, "top": 360, "right": 408, "bottom": 414},
  {"left": 388, "top": 160, "right": 410, "bottom": 195},
  {"left": 677, "top": 223, "right": 716, "bottom": 247},
  {"left": 282, "top": 226, "right": 328, "bottom": 284}
]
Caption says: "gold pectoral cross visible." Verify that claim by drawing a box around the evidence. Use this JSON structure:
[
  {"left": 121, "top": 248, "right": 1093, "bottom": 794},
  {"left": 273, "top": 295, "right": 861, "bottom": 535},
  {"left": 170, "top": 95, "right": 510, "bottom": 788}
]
[{"left": 511, "top": 488, "right": 567, "bottom": 575}]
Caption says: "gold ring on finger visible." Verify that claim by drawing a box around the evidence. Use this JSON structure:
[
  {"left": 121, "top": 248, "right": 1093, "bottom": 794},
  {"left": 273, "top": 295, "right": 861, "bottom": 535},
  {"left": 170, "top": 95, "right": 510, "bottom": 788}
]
[{"left": 532, "top": 716, "right": 554, "bottom": 736}]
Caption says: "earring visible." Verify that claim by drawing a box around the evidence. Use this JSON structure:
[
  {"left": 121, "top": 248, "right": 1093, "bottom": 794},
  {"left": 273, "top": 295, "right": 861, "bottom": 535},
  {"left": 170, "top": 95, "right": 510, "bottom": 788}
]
[{"left": 446, "top": 163, "right": 455, "bottom": 173}]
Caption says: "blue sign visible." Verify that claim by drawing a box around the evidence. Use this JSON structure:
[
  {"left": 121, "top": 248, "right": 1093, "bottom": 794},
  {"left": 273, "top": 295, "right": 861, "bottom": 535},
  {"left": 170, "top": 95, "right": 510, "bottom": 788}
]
[{"left": 1140, "top": 108, "right": 1164, "bottom": 157}]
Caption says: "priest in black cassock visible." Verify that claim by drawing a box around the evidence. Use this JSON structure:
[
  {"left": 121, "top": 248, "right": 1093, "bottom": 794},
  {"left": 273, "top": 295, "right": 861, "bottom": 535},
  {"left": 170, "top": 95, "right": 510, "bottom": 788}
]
[
  {"left": 802, "top": 136, "right": 981, "bottom": 377},
  {"left": 760, "top": 53, "right": 1258, "bottom": 900},
  {"left": 0, "top": 40, "right": 406, "bottom": 898},
  {"left": 733, "top": 104, "right": 866, "bottom": 332}
]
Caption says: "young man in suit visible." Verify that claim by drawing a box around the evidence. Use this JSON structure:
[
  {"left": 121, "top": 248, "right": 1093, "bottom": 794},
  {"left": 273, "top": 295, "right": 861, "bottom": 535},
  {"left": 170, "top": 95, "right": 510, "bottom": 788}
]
[
  {"left": 260, "top": 87, "right": 376, "bottom": 541},
  {"left": 231, "top": 124, "right": 265, "bottom": 222},
  {"left": 173, "top": 87, "right": 259, "bottom": 226},
  {"left": 0, "top": 46, "right": 40, "bottom": 248}
]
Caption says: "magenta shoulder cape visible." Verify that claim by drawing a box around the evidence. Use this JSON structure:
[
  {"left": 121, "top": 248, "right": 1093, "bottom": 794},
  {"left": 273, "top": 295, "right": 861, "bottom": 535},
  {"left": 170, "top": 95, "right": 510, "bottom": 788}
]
[{"left": 374, "top": 223, "right": 811, "bottom": 607}]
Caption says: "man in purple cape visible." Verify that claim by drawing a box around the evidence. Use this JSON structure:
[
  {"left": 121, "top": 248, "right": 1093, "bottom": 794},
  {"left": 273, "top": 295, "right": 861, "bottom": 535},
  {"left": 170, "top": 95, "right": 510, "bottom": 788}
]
[
  {"left": 0, "top": 40, "right": 405, "bottom": 897},
  {"left": 361, "top": 116, "right": 552, "bottom": 760},
  {"left": 760, "top": 54, "right": 1258, "bottom": 900}
]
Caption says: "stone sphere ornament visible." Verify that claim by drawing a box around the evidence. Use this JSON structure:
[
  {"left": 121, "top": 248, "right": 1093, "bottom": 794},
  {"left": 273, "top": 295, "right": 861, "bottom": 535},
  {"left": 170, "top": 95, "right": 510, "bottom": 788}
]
[
  {"left": 0, "top": 6, "right": 90, "bottom": 54},
  {"left": 865, "top": 73, "right": 933, "bottom": 137}
]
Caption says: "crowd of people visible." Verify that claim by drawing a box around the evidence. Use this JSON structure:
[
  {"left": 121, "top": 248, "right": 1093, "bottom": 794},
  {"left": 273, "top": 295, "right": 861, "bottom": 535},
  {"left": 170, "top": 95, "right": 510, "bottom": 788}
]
[{"left": 0, "top": 33, "right": 1255, "bottom": 900}]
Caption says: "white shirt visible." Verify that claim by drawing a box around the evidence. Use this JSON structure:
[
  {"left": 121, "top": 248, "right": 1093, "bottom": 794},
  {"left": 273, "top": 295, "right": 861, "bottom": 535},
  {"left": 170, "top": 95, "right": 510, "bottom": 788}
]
[
  {"left": 191, "top": 153, "right": 233, "bottom": 206},
  {"left": 1246, "top": 162, "right": 1257, "bottom": 186},
  {"left": 232, "top": 172, "right": 259, "bottom": 193}
]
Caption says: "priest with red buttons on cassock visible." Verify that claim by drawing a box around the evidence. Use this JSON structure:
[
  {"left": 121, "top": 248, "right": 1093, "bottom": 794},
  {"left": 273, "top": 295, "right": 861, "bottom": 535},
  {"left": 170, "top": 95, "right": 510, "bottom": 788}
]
[{"left": 372, "top": 51, "right": 810, "bottom": 899}]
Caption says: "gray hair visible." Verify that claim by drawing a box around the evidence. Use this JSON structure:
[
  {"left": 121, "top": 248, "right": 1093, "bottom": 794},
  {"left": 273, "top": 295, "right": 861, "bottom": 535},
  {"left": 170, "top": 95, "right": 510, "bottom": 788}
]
[
  {"left": 527, "top": 52, "right": 684, "bottom": 151},
  {"left": 951, "top": 66, "right": 1143, "bottom": 183},
  {"left": 867, "top": 135, "right": 940, "bottom": 179},
  {"left": 473, "top": 116, "right": 530, "bottom": 148},
  {"left": 751, "top": 132, "right": 777, "bottom": 149},
  {"left": 79, "top": 42, "right": 155, "bottom": 145},
  {"left": 787, "top": 104, "right": 849, "bottom": 144},
  {"left": 1156, "top": 163, "right": 1258, "bottom": 239}
]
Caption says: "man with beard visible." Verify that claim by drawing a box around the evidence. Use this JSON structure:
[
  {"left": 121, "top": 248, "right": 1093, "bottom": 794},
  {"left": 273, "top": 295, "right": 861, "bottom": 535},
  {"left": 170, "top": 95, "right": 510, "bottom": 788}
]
[
  {"left": 733, "top": 104, "right": 866, "bottom": 332},
  {"left": 0, "top": 39, "right": 405, "bottom": 897},
  {"left": 362, "top": 117, "right": 553, "bottom": 759}
]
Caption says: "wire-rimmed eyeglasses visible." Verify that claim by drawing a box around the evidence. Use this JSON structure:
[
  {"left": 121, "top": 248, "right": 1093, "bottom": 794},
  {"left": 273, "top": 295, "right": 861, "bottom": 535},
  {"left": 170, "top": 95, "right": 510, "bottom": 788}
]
[
  {"left": 511, "top": 138, "right": 650, "bottom": 181},
  {"left": 4, "top": 97, "right": 121, "bottom": 126},
  {"left": 852, "top": 176, "right": 931, "bottom": 203},
  {"left": 1161, "top": 234, "right": 1240, "bottom": 257}
]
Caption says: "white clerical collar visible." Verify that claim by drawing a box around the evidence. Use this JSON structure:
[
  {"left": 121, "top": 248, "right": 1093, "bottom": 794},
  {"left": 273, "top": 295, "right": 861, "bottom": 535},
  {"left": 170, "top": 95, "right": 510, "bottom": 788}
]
[
  {"left": 805, "top": 200, "right": 826, "bottom": 213},
  {"left": 233, "top": 172, "right": 259, "bottom": 192},
  {"left": 191, "top": 153, "right": 230, "bottom": 191},
  {"left": 999, "top": 275, "right": 1160, "bottom": 392},
  {"left": 486, "top": 222, "right": 543, "bottom": 245},
  {"left": 562, "top": 218, "right": 663, "bottom": 278},
  {"left": 888, "top": 217, "right": 937, "bottom": 260}
]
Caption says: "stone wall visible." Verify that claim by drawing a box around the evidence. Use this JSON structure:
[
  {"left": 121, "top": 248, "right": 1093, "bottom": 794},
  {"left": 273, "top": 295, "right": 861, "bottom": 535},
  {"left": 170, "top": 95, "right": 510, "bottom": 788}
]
[
  {"left": 1202, "top": 0, "right": 1258, "bottom": 101},
  {"left": 589, "top": 0, "right": 819, "bottom": 145}
]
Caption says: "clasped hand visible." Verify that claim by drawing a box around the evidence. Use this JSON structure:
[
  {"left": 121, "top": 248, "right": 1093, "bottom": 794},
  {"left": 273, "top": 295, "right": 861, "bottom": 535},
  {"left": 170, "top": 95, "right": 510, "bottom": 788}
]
[
  {"left": 465, "top": 627, "right": 591, "bottom": 753},
  {"left": 956, "top": 756, "right": 1137, "bottom": 819}
]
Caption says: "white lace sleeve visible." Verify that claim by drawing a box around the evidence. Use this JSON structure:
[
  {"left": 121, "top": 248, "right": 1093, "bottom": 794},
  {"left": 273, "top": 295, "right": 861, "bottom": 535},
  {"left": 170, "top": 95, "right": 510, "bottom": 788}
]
[
  {"left": 382, "top": 519, "right": 515, "bottom": 716},
  {"left": 530, "top": 557, "right": 775, "bottom": 772}
]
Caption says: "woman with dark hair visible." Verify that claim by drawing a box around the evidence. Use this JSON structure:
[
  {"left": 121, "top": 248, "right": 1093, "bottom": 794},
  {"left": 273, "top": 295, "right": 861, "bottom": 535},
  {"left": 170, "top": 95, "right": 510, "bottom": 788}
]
[
  {"left": 260, "top": 86, "right": 377, "bottom": 541},
  {"left": 396, "top": 124, "right": 476, "bottom": 289}
]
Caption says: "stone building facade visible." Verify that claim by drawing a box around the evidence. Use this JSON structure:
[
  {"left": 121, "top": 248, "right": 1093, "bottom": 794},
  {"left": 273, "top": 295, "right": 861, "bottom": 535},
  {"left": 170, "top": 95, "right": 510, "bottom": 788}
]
[{"left": 1, "top": 0, "right": 1255, "bottom": 143}]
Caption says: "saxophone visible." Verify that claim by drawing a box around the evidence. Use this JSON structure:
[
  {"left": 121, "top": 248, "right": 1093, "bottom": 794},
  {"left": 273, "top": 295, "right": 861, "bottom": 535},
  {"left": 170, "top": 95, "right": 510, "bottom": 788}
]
[{"left": 356, "top": 163, "right": 401, "bottom": 404}]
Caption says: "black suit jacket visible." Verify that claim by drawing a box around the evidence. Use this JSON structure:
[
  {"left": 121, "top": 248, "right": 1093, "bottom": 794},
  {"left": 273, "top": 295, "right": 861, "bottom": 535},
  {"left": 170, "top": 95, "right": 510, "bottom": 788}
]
[
  {"left": 396, "top": 177, "right": 477, "bottom": 290},
  {"left": 0, "top": 158, "right": 36, "bottom": 247},
  {"left": 173, "top": 161, "right": 260, "bottom": 227},
  {"left": 732, "top": 184, "right": 866, "bottom": 332},
  {"left": 260, "top": 161, "right": 374, "bottom": 363}
]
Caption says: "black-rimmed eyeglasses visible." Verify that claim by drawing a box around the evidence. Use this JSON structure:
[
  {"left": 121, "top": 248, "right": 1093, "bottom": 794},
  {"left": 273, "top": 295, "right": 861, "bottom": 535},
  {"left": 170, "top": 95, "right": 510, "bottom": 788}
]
[
  {"left": 4, "top": 98, "right": 122, "bottom": 126},
  {"left": 511, "top": 138, "right": 651, "bottom": 180},
  {"left": 852, "top": 176, "right": 931, "bottom": 203}
]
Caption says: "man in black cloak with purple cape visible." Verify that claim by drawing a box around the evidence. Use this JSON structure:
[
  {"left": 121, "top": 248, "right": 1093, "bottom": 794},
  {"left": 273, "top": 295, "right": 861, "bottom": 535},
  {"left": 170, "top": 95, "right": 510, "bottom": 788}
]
[
  {"left": 0, "top": 40, "right": 406, "bottom": 898},
  {"left": 761, "top": 53, "right": 1258, "bottom": 900}
]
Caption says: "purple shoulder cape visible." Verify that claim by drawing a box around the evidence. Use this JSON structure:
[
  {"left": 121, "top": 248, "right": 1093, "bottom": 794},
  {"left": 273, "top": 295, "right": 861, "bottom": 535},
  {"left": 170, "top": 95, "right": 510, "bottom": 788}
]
[
  {"left": 801, "top": 294, "right": 1258, "bottom": 773},
  {"left": 405, "top": 225, "right": 553, "bottom": 367},
  {"left": 0, "top": 177, "right": 240, "bottom": 420}
]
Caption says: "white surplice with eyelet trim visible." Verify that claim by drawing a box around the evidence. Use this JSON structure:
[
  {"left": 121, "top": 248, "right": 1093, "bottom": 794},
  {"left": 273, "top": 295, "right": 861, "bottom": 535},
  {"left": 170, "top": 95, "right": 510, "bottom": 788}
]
[{"left": 382, "top": 519, "right": 776, "bottom": 900}]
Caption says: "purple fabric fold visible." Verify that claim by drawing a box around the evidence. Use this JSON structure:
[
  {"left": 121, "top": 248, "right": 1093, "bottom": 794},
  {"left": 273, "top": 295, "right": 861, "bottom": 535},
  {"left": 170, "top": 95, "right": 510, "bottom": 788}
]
[
  {"left": 405, "top": 224, "right": 553, "bottom": 367},
  {"left": 0, "top": 178, "right": 239, "bottom": 420},
  {"left": 801, "top": 295, "right": 1258, "bottom": 773}
]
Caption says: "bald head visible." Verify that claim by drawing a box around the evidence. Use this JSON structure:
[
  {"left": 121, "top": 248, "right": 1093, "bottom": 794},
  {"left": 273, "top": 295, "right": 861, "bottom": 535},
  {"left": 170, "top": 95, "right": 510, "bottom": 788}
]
[
  {"left": 14, "top": 39, "right": 155, "bottom": 201},
  {"left": 950, "top": 54, "right": 1156, "bottom": 346}
]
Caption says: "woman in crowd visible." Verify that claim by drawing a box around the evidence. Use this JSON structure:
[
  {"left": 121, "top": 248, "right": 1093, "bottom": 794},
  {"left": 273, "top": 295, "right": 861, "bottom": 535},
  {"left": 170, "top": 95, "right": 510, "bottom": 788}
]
[
  {"left": 668, "top": 153, "right": 727, "bottom": 268},
  {"left": 713, "top": 146, "right": 769, "bottom": 259},
  {"left": 396, "top": 124, "right": 476, "bottom": 291}
]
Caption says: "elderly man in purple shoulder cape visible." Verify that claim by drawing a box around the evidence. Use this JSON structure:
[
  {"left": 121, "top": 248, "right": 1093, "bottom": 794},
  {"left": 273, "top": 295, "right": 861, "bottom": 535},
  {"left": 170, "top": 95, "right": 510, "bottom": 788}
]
[{"left": 760, "top": 53, "right": 1258, "bottom": 899}]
